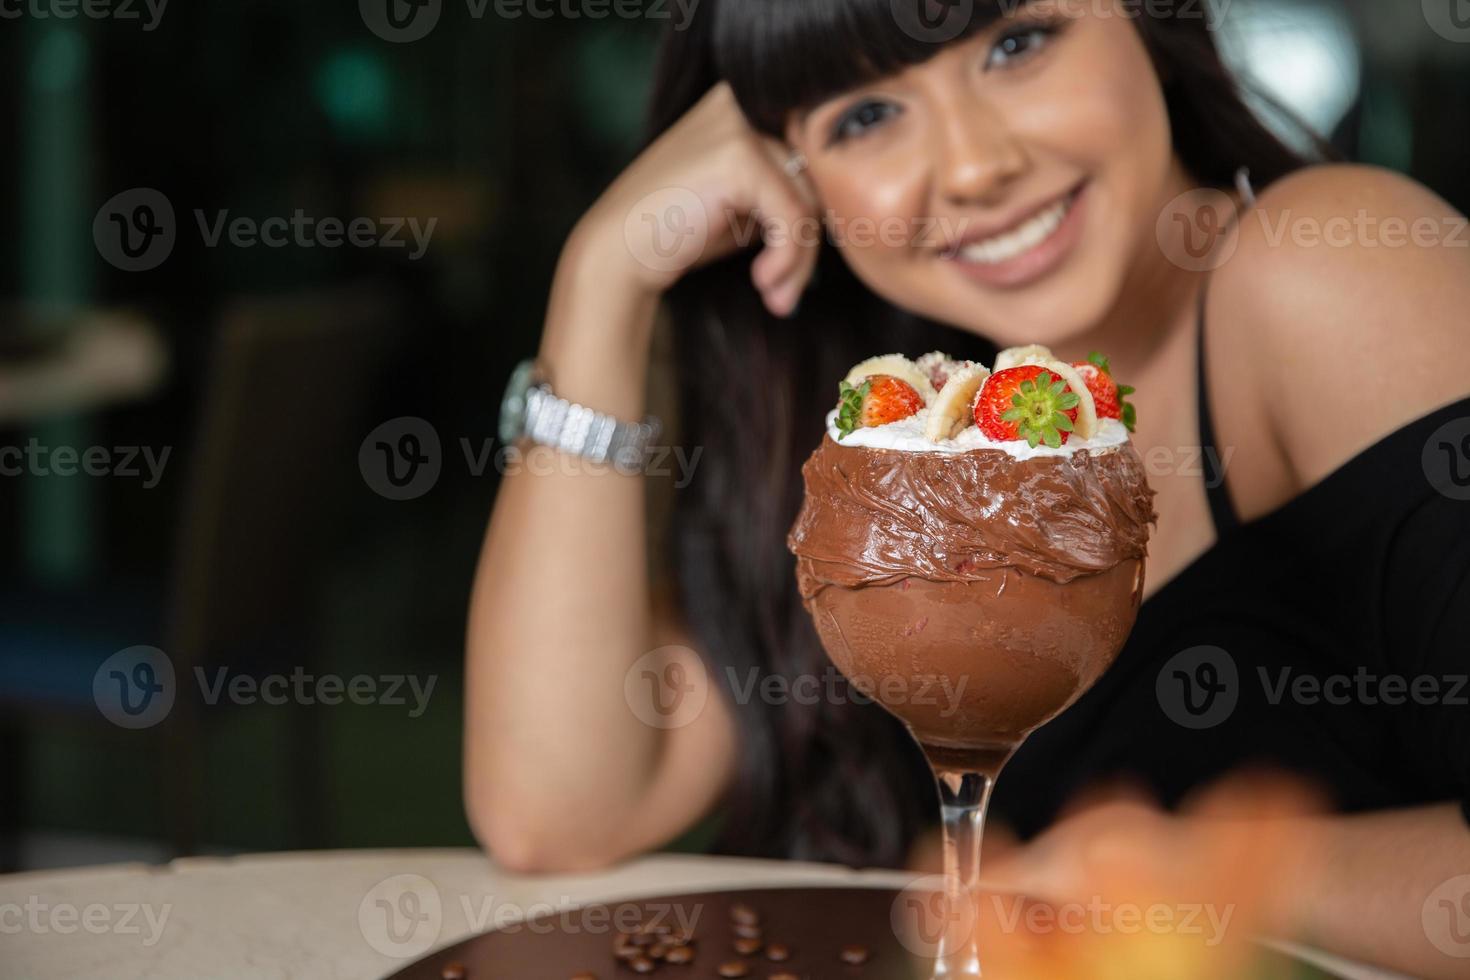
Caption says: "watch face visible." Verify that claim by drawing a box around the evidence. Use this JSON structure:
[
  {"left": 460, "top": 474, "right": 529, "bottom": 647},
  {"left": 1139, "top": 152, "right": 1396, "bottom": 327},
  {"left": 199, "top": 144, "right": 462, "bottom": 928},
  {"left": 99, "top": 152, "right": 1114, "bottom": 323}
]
[{"left": 498, "top": 358, "right": 539, "bottom": 443}]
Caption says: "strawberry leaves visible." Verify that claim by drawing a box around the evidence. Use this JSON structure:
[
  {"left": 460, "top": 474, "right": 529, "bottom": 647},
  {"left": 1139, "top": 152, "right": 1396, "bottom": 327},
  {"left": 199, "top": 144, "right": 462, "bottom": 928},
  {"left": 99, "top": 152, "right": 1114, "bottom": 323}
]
[
  {"left": 835, "top": 379, "right": 870, "bottom": 440},
  {"left": 1000, "top": 370, "right": 1080, "bottom": 449}
]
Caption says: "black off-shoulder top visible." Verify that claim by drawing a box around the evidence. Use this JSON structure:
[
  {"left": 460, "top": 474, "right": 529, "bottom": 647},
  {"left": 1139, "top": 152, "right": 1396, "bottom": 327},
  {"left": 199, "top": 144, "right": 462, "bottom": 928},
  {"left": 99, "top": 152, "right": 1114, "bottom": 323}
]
[{"left": 996, "top": 281, "right": 1470, "bottom": 835}]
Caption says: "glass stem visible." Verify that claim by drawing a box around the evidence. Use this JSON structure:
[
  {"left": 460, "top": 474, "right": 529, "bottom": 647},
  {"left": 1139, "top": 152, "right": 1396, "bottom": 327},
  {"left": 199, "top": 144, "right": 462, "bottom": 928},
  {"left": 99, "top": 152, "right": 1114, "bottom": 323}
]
[{"left": 933, "top": 767, "right": 994, "bottom": 978}]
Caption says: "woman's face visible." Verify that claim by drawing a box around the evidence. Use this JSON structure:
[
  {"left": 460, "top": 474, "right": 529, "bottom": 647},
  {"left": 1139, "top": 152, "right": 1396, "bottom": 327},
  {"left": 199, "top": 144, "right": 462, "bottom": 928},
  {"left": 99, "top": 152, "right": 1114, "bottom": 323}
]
[{"left": 786, "top": 0, "right": 1178, "bottom": 346}]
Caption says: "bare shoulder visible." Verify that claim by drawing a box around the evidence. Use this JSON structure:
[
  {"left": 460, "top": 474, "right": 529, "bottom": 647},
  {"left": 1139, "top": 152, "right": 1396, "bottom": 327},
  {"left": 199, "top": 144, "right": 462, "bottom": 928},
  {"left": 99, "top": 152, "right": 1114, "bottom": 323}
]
[{"left": 1210, "top": 163, "right": 1470, "bottom": 486}]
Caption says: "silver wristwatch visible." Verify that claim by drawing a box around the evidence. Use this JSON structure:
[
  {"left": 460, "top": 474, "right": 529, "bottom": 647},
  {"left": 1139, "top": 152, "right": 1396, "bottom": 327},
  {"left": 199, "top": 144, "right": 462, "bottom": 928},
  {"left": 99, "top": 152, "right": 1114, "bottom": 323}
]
[{"left": 498, "top": 358, "right": 661, "bottom": 474}]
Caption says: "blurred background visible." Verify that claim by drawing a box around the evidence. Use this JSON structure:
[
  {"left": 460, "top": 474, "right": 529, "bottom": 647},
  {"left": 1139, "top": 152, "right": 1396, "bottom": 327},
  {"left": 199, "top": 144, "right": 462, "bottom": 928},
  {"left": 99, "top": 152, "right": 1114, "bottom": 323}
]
[{"left": 0, "top": 0, "right": 1466, "bottom": 872}]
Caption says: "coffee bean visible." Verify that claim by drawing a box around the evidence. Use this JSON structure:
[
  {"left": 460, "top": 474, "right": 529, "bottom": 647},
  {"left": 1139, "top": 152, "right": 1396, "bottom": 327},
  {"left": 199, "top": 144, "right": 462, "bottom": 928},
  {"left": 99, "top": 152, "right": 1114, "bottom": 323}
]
[
  {"left": 664, "top": 945, "right": 694, "bottom": 964},
  {"left": 729, "top": 903, "right": 760, "bottom": 926},
  {"left": 769, "top": 974, "right": 799, "bottom": 980},
  {"left": 732, "top": 923, "right": 763, "bottom": 940},
  {"left": 839, "top": 944, "right": 870, "bottom": 965},
  {"left": 631, "top": 931, "right": 656, "bottom": 947},
  {"left": 629, "top": 955, "right": 656, "bottom": 974},
  {"left": 614, "top": 943, "right": 640, "bottom": 961},
  {"left": 440, "top": 962, "right": 466, "bottom": 980},
  {"left": 569, "top": 973, "right": 598, "bottom": 980},
  {"left": 732, "top": 936, "right": 763, "bottom": 956},
  {"left": 716, "top": 961, "right": 750, "bottom": 978},
  {"left": 765, "top": 943, "right": 790, "bottom": 961}
]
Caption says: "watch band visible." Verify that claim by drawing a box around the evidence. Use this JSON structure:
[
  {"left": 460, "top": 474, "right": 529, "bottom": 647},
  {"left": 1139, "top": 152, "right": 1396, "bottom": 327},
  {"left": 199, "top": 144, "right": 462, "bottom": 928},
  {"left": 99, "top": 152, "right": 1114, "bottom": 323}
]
[{"left": 522, "top": 384, "right": 661, "bottom": 475}]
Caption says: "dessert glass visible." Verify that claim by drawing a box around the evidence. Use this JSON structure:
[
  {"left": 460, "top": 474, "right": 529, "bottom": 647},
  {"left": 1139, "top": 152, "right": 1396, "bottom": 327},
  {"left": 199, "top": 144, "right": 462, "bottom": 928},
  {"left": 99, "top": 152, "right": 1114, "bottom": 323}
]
[{"left": 789, "top": 409, "right": 1154, "bottom": 977}]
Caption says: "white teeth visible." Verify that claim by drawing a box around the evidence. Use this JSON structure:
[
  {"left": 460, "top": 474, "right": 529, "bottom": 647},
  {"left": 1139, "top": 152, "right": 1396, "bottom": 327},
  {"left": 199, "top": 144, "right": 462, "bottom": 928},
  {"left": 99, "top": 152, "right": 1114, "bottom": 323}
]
[{"left": 957, "top": 195, "right": 1071, "bottom": 265}]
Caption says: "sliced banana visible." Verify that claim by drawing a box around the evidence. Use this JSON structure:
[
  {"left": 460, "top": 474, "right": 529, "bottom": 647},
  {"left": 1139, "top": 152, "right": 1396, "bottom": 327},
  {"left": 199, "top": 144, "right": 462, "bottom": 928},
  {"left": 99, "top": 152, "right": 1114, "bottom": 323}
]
[
  {"left": 842, "top": 355, "right": 938, "bottom": 403},
  {"left": 923, "top": 363, "right": 991, "bottom": 442},
  {"left": 1037, "top": 358, "right": 1098, "bottom": 440},
  {"left": 993, "top": 344, "right": 1055, "bottom": 372}
]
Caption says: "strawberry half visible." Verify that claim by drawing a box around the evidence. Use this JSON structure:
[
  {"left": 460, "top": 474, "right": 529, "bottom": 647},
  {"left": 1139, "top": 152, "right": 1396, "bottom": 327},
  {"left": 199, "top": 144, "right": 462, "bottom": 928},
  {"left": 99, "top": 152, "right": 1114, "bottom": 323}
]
[
  {"left": 1072, "top": 352, "right": 1136, "bottom": 431},
  {"left": 836, "top": 375, "right": 924, "bottom": 438},
  {"left": 973, "top": 365, "right": 1080, "bottom": 448}
]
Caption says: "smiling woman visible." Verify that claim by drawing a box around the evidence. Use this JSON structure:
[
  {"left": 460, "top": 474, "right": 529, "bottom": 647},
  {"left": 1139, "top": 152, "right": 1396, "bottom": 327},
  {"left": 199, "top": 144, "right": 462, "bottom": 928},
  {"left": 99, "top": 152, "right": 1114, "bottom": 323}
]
[{"left": 464, "top": 1, "right": 1470, "bottom": 977}]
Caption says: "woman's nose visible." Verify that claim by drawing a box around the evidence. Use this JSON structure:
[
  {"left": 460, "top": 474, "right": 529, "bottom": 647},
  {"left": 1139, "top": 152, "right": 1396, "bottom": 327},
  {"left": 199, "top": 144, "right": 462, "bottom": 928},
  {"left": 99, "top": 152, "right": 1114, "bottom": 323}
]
[{"left": 931, "top": 101, "right": 1027, "bottom": 205}]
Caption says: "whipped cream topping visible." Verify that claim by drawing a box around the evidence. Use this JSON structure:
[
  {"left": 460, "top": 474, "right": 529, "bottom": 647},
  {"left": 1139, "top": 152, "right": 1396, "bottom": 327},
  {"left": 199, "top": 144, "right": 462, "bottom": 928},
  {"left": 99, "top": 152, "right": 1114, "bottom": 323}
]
[{"left": 825, "top": 408, "right": 1131, "bottom": 459}]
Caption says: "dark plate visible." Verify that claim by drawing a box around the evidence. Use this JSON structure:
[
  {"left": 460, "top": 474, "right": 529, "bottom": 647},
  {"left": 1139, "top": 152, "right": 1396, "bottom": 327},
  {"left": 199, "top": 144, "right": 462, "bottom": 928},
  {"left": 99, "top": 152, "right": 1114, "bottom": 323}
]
[{"left": 383, "top": 885, "right": 1332, "bottom": 980}]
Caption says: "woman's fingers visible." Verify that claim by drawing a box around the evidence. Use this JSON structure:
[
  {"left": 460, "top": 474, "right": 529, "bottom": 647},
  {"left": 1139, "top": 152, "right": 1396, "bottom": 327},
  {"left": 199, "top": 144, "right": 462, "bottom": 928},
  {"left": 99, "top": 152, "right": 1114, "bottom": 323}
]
[{"left": 749, "top": 138, "right": 822, "bottom": 317}]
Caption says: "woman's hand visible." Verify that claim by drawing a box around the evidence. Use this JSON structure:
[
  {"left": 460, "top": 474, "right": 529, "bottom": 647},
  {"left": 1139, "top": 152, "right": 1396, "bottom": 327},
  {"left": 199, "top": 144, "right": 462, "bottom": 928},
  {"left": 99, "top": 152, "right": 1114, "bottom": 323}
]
[{"left": 573, "top": 81, "right": 823, "bottom": 319}]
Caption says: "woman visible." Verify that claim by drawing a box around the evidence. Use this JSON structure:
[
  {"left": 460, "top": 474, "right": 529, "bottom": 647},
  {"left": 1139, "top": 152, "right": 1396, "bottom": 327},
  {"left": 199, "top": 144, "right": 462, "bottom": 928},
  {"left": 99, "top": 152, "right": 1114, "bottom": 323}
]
[{"left": 466, "top": 1, "right": 1470, "bottom": 975}]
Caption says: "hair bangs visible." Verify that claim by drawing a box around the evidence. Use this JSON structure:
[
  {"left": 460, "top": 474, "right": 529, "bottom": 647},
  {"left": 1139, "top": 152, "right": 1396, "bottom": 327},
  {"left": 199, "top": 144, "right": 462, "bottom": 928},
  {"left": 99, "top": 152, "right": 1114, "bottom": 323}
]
[{"left": 714, "top": 0, "right": 1004, "bottom": 135}]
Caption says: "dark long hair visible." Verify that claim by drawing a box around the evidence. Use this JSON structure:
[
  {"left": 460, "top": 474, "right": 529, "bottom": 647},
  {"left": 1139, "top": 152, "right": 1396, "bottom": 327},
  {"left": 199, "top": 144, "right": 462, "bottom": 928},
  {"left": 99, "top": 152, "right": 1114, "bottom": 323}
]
[{"left": 646, "top": 0, "right": 1321, "bottom": 867}]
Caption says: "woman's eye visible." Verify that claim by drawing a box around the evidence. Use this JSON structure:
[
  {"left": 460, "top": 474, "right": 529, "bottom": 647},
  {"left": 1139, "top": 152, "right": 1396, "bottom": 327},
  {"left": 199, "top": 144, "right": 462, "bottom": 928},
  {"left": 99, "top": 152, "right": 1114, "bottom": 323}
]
[
  {"left": 985, "top": 25, "right": 1057, "bottom": 70},
  {"left": 828, "top": 100, "right": 900, "bottom": 144}
]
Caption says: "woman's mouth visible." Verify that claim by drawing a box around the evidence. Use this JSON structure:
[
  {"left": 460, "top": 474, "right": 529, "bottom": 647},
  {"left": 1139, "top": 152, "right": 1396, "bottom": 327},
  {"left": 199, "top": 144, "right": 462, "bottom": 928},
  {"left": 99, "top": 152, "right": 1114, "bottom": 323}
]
[{"left": 942, "top": 182, "right": 1088, "bottom": 288}]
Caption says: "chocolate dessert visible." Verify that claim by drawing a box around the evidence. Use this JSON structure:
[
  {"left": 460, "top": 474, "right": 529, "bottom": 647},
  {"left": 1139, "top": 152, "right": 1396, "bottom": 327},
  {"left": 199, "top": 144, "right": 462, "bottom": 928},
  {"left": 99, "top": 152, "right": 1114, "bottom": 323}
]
[{"left": 788, "top": 348, "right": 1155, "bottom": 771}]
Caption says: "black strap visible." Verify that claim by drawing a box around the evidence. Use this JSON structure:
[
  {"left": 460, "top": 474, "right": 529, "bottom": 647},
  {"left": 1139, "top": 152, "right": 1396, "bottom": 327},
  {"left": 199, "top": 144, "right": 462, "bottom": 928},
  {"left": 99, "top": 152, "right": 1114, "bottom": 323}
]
[{"left": 1196, "top": 275, "right": 1241, "bottom": 536}]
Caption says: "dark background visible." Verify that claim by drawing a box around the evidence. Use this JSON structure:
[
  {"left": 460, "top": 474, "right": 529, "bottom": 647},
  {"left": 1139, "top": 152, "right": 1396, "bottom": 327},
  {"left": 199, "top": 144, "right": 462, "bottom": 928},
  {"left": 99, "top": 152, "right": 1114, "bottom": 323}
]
[{"left": 0, "top": 0, "right": 1466, "bottom": 869}]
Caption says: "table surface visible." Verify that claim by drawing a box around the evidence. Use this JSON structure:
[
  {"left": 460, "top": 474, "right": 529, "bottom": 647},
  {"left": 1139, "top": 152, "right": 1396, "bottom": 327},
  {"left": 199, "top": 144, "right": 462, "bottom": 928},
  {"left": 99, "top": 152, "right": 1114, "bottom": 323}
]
[{"left": 0, "top": 849, "right": 1400, "bottom": 980}]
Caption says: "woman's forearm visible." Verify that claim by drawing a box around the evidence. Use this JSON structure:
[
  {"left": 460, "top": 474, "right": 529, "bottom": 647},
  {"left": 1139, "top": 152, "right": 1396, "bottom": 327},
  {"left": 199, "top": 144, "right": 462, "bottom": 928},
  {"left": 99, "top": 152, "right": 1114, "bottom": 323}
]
[
  {"left": 463, "top": 224, "right": 725, "bottom": 871},
  {"left": 1284, "top": 803, "right": 1470, "bottom": 979}
]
